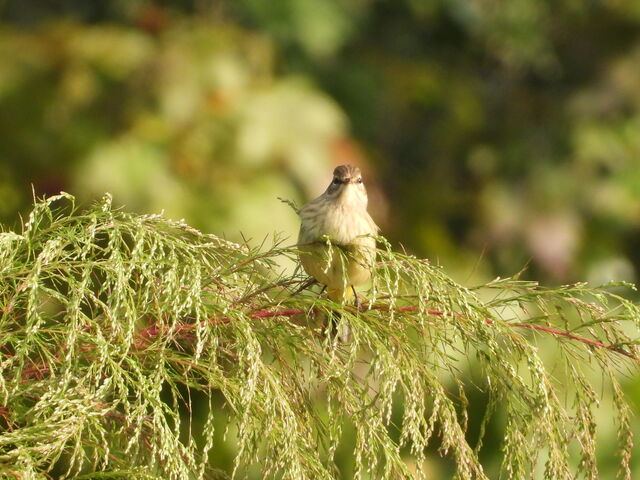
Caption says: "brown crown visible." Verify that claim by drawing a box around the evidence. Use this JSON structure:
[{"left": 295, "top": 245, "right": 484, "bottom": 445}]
[{"left": 332, "top": 164, "right": 361, "bottom": 181}]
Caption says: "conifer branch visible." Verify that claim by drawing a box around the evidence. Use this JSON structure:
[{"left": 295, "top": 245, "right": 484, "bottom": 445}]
[
  {"left": 134, "top": 304, "right": 639, "bottom": 361},
  {"left": 0, "top": 193, "right": 638, "bottom": 480}
]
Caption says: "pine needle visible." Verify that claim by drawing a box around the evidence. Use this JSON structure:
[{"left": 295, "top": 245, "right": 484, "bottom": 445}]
[{"left": 0, "top": 193, "right": 638, "bottom": 479}]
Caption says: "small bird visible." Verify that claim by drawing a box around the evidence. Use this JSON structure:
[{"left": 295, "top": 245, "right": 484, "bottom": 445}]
[{"left": 298, "top": 165, "right": 378, "bottom": 327}]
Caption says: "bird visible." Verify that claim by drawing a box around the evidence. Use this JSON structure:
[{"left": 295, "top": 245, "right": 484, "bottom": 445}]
[{"left": 297, "top": 164, "right": 378, "bottom": 338}]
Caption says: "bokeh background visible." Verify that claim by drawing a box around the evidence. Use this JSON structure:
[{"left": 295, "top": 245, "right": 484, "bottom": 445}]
[{"left": 2, "top": 0, "right": 640, "bottom": 478}]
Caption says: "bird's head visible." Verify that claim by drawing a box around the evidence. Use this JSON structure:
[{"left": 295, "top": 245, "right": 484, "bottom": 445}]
[{"left": 325, "top": 165, "right": 368, "bottom": 206}]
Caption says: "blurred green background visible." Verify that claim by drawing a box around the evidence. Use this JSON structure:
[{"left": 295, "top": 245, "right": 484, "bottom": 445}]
[{"left": 2, "top": 0, "right": 640, "bottom": 478}]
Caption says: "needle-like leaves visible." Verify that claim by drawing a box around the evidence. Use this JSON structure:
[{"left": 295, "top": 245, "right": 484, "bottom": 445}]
[{"left": 0, "top": 194, "right": 638, "bottom": 479}]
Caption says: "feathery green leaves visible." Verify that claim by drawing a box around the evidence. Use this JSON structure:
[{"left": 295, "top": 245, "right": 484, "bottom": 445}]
[{"left": 0, "top": 194, "right": 638, "bottom": 479}]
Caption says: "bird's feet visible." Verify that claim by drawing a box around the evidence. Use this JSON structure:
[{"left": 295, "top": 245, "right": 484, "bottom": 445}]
[{"left": 350, "top": 285, "right": 362, "bottom": 310}]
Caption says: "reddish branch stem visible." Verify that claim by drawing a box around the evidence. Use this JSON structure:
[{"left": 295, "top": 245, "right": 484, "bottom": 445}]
[
  {"left": 368, "top": 305, "right": 637, "bottom": 359},
  {"left": 13, "top": 304, "right": 638, "bottom": 388},
  {"left": 136, "top": 305, "right": 638, "bottom": 361},
  {"left": 508, "top": 322, "right": 637, "bottom": 360}
]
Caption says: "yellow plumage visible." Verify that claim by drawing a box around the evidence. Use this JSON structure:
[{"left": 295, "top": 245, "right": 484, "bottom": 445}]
[{"left": 298, "top": 165, "right": 378, "bottom": 307}]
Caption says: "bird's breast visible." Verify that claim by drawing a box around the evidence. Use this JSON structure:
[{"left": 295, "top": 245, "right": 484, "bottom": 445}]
[{"left": 319, "top": 205, "right": 375, "bottom": 245}]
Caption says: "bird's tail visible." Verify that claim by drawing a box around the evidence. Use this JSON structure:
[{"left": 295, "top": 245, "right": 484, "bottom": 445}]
[{"left": 326, "top": 286, "right": 352, "bottom": 342}]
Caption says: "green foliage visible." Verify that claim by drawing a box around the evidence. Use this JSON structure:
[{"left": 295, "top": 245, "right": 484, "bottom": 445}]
[
  {"left": 240, "top": 0, "right": 640, "bottom": 282},
  {"left": 3, "top": 1, "right": 640, "bottom": 284},
  {"left": 0, "top": 19, "right": 344, "bottom": 239},
  {"left": 1, "top": 194, "right": 638, "bottom": 479}
]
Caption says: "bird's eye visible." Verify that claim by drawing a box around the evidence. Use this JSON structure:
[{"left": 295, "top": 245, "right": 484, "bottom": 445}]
[{"left": 357, "top": 177, "right": 363, "bottom": 184}]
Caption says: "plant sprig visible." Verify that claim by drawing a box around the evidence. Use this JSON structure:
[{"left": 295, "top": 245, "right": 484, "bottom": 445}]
[{"left": 0, "top": 193, "right": 638, "bottom": 480}]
